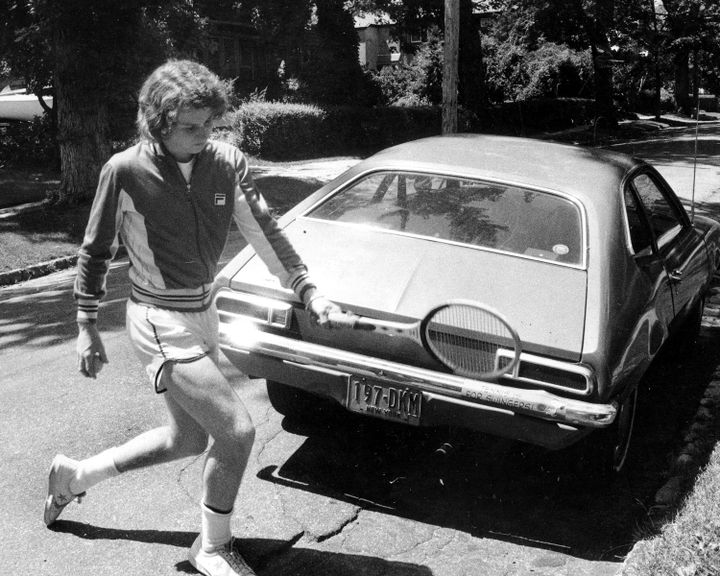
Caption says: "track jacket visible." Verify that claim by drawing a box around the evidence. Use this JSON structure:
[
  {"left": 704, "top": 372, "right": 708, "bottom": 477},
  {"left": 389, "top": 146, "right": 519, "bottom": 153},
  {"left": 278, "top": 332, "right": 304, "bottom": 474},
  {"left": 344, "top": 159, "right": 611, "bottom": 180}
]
[{"left": 74, "top": 140, "right": 316, "bottom": 322}]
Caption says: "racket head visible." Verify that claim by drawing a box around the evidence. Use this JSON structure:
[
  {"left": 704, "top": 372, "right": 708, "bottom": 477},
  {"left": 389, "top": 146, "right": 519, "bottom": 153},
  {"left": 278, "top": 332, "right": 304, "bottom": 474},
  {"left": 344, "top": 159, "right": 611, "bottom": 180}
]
[{"left": 420, "top": 300, "right": 521, "bottom": 380}]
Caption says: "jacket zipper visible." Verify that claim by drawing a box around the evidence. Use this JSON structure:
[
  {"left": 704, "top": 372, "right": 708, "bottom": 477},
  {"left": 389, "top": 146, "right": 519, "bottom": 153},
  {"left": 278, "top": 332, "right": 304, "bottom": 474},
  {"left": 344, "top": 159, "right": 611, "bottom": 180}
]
[{"left": 177, "top": 160, "right": 211, "bottom": 279}]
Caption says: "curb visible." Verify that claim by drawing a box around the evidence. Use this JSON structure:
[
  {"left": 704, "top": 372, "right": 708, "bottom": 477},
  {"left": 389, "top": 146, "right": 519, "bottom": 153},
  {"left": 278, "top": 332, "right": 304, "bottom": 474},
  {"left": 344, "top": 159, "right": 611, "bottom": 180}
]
[
  {"left": 0, "top": 254, "right": 78, "bottom": 286},
  {"left": 0, "top": 245, "right": 129, "bottom": 288}
]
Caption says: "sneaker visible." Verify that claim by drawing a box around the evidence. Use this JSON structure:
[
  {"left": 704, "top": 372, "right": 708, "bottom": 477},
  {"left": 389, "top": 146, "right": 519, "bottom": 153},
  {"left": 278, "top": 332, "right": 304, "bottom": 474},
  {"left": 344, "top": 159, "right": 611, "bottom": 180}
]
[
  {"left": 188, "top": 535, "right": 257, "bottom": 576},
  {"left": 44, "top": 454, "right": 85, "bottom": 526}
]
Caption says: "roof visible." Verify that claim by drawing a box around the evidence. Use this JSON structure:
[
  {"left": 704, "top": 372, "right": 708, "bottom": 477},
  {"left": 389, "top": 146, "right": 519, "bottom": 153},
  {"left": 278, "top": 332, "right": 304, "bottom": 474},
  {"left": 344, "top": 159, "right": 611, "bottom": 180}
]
[
  {"left": 364, "top": 134, "right": 639, "bottom": 204},
  {"left": 353, "top": 12, "right": 395, "bottom": 28}
]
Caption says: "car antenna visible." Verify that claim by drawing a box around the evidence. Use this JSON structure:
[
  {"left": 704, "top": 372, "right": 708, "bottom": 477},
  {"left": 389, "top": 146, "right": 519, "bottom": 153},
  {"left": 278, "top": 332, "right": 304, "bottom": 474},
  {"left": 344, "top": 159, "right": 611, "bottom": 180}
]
[{"left": 691, "top": 94, "right": 700, "bottom": 223}]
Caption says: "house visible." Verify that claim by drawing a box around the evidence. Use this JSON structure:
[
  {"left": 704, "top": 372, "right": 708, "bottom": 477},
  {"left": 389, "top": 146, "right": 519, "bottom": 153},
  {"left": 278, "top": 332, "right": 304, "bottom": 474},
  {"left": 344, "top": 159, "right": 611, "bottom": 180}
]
[{"left": 354, "top": 13, "right": 401, "bottom": 70}]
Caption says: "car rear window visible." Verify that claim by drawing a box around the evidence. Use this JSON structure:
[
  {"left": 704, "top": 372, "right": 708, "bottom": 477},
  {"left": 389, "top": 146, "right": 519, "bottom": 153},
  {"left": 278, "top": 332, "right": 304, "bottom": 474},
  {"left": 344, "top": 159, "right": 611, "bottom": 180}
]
[{"left": 307, "top": 171, "right": 583, "bottom": 264}]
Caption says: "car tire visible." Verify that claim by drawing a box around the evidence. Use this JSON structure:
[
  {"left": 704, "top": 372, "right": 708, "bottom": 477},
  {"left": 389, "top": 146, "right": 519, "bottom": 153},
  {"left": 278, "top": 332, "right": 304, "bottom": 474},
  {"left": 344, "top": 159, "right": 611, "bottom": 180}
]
[
  {"left": 607, "top": 386, "right": 638, "bottom": 473},
  {"left": 667, "top": 296, "right": 704, "bottom": 358},
  {"left": 572, "top": 386, "right": 638, "bottom": 477},
  {"left": 265, "top": 380, "right": 338, "bottom": 421}
]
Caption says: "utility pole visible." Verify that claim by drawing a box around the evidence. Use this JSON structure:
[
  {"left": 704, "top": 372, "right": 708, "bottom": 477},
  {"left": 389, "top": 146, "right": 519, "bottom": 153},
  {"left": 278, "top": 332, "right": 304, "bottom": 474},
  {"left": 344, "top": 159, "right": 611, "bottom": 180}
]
[{"left": 442, "top": 0, "right": 459, "bottom": 134}]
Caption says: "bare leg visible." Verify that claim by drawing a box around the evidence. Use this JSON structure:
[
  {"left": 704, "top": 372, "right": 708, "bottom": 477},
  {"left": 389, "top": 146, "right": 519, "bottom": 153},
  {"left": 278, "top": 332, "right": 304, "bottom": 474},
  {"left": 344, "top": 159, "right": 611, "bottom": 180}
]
[
  {"left": 112, "top": 390, "right": 210, "bottom": 472},
  {"left": 160, "top": 356, "right": 255, "bottom": 511}
]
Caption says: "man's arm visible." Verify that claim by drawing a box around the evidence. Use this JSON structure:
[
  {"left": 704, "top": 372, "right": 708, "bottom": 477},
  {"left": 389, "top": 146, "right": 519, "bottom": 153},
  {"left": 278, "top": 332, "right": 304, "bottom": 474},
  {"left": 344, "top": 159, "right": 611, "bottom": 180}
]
[{"left": 74, "top": 161, "right": 121, "bottom": 377}]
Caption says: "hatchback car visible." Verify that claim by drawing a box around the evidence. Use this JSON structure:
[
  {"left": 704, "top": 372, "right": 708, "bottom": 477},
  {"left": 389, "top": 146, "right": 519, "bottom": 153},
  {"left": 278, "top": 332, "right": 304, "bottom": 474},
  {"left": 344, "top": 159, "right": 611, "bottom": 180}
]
[{"left": 214, "top": 134, "right": 720, "bottom": 472}]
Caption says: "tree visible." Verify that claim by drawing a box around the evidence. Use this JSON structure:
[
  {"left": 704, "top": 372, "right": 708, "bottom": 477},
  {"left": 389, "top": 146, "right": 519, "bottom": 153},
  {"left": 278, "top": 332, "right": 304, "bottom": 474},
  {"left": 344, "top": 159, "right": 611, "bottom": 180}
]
[
  {"left": 0, "top": 0, "right": 221, "bottom": 206},
  {"left": 300, "top": 0, "right": 369, "bottom": 104},
  {"left": 443, "top": 0, "right": 459, "bottom": 134}
]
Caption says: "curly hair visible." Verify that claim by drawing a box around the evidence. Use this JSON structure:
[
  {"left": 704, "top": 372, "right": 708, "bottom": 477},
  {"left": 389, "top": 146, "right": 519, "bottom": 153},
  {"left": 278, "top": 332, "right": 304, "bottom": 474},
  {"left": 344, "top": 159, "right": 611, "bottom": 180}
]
[{"left": 136, "top": 59, "right": 229, "bottom": 142}]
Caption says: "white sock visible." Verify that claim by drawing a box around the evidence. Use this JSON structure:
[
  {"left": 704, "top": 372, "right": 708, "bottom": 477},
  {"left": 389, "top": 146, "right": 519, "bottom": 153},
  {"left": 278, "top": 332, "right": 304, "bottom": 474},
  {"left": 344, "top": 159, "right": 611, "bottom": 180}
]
[
  {"left": 69, "top": 448, "right": 120, "bottom": 494},
  {"left": 201, "top": 503, "right": 233, "bottom": 552}
]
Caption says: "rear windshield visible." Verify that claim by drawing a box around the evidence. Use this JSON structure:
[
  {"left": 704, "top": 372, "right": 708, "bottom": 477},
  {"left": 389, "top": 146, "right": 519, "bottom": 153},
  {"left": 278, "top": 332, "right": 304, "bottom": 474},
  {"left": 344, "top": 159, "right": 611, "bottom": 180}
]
[{"left": 307, "top": 171, "right": 583, "bottom": 265}]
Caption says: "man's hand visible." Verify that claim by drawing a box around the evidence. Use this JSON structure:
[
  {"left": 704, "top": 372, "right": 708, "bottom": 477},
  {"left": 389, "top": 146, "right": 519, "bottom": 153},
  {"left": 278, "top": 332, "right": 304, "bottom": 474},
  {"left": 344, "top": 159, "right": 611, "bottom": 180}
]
[
  {"left": 306, "top": 295, "right": 342, "bottom": 327},
  {"left": 77, "top": 322, "right": 109, "bottom": 379}
]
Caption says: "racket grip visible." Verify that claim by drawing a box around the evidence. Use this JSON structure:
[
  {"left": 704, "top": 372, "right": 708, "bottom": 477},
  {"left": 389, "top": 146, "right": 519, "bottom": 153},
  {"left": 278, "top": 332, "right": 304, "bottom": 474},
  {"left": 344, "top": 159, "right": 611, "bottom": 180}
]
[{"left": 327, "top": 311, "right": 373, "bottom": 330}]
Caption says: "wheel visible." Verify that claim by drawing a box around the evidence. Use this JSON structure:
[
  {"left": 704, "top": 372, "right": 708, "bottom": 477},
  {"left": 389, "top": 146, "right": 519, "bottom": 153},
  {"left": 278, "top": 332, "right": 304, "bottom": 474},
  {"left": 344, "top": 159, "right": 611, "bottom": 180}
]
[
  {"left": 265, "top": 380, "right": 339, "bottom": 422},
  {"left": 669, "top": 296, "right": 704, "bottom": 357},
  {"left": 571, "top": 386, "right": 638, "bottom": 477},
  {"left": 607, "top": 386, "right": 638, "bottom": 473}
]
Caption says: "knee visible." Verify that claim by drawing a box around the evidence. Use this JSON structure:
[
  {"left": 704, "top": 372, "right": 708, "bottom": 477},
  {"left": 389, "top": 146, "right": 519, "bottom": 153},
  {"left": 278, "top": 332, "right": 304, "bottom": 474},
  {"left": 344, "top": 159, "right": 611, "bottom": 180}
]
[
  {"left": 231, "top": 417, "right": 255, "bottom": 447},
  {"left": 170, "top": 428, "right": 209, "bottom": 458},
  {"left": 223, "top": 413, "right": 255, "bottom": 449}
]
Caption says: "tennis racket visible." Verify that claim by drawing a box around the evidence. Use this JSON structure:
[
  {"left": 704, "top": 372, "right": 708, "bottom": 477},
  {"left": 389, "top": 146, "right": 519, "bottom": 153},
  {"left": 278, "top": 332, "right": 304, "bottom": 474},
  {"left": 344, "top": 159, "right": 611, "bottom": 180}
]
[{"left": 328, "top": 300, "right": 521, "bottom": 380}]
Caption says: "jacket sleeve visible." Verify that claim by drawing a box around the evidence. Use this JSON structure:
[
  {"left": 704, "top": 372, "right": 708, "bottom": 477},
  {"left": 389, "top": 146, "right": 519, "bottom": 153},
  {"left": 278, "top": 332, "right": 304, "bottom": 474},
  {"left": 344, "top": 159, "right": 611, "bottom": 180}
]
[
  {"left": 74, "top": 161, "right": 122, "bottom": 322},
  {"left": 231, "top": 153, "right": 317, "bottom": 304}
]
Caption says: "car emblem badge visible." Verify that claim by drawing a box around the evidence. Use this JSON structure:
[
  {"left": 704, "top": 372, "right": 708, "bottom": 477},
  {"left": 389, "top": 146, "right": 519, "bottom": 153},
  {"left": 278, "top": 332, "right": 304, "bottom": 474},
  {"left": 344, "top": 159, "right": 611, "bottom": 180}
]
[{"left": 214, "top": 193, "right": 226, "bottom": 206}]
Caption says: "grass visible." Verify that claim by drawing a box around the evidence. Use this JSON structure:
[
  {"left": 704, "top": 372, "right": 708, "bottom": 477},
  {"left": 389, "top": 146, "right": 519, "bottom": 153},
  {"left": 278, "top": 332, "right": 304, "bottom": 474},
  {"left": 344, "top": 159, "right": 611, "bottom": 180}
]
[
  {"left": 622, "top": 446, "right": 720, "bottom": 575},
  {"left": 0, "top": 168, "right": 60, "bottom": 209},
  {"left": 0, "top": 203, "right": 89, "bottom": 273}
]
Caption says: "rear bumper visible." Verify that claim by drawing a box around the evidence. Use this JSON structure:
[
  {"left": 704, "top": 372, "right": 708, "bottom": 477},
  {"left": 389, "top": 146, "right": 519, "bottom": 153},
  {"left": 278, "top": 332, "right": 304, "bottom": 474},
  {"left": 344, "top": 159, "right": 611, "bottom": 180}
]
[{"left": 218, "top": 322, "right": 617, "bottom": 449}]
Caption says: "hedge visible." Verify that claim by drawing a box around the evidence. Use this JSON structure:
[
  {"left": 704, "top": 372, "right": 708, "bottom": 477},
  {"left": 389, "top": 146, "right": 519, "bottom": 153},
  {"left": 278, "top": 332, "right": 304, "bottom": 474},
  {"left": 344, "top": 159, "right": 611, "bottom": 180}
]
[{"left": 230, "top": 101, "right": 453, "bottom": 160}]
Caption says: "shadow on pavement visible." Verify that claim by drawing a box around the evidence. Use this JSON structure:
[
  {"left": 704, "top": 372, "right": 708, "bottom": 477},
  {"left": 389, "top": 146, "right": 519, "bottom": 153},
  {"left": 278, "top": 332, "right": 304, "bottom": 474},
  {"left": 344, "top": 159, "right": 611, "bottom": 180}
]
[
  {"left": 256, "top": 314, "right": 720, "bottom": 565},
  {"left": 49, "top": 520, "right": 196, "bottom": 547},
  {"left": 49, "top": 522, "right": 432, "bottom": 576},
  {"left": 0, "top": 261, "right": 129, "bottom": 351}
]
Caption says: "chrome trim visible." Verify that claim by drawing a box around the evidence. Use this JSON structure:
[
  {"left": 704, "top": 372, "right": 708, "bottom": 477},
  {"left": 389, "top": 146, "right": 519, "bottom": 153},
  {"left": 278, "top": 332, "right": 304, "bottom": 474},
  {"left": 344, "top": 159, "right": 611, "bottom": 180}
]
[
  {"left": 215, "top": 291, "right": 293, "bottom": 330},
  {"left": 498, "top": 349, "right": 594, "bottom": 396},
  {"left": 217, "top": 320, "right": 616, "bottom": 429}
]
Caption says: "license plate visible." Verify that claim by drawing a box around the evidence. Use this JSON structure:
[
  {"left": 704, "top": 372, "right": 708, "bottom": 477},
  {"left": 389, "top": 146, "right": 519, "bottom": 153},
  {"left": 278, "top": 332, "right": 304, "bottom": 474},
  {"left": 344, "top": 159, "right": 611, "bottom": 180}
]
[{"left": 347, "top": 376, "right": 422, "bottom": 425}]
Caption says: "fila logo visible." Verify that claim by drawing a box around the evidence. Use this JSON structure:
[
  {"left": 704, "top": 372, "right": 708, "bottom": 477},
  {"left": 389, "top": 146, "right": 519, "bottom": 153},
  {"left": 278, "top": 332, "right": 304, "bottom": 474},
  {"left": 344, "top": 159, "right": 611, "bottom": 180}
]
[{"left": 214, "top": 193, "right": 226, "bottom": 206}]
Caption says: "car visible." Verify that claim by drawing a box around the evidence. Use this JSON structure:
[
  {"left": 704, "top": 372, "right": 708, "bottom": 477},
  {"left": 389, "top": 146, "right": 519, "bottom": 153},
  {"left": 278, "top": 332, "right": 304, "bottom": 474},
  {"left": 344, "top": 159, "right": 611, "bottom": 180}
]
[
  {"left": 213, "top": 134, "right": 720, "bottom": 472},
  {"left": 0, "top": 86, "right": 52, "bottom": 121}
]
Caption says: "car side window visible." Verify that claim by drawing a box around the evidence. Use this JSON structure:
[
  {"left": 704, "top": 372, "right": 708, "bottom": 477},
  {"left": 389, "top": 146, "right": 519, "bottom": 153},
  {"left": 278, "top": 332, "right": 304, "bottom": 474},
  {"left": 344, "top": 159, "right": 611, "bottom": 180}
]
[
  {"left": 630, "top": 173, "right": 683, "bottom": 245},
  {"left": 623, "top": 187, "right": 654, "bottom": 254}
]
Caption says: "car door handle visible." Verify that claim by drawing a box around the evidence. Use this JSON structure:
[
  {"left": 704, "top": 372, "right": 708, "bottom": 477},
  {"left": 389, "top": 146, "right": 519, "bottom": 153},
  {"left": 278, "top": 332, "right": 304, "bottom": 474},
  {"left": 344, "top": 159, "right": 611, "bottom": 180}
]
[{"left": 669, "top": 269, "right": 683, "bottom": 281}]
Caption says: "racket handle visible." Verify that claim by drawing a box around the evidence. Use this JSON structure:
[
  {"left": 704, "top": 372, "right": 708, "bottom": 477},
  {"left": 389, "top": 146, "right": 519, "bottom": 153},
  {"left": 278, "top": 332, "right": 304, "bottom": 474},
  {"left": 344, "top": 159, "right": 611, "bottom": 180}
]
[{"left": 327, "top": 311, "right": 374, "bottom": 330}]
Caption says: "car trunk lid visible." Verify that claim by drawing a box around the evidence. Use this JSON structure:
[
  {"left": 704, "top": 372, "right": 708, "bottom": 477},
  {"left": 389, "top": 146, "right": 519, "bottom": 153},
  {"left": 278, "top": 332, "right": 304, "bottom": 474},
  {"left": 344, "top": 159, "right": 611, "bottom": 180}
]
[{"left": 230, "top": 218, "right": 587, "bottom": 361}]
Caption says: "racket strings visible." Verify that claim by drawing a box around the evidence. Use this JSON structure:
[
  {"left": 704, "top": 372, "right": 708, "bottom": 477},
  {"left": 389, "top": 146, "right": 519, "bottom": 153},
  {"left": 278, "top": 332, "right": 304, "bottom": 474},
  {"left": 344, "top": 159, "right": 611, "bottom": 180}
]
[{"left": 425, "top": 304, "right": 517, "bottom": 378}]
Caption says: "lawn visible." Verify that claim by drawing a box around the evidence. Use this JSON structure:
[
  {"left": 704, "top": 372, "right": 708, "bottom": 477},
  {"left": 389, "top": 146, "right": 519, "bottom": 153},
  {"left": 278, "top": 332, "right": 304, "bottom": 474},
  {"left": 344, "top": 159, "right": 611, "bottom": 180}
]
[{"left": 0, "top": 168, "right": 60, "bottom": 208}]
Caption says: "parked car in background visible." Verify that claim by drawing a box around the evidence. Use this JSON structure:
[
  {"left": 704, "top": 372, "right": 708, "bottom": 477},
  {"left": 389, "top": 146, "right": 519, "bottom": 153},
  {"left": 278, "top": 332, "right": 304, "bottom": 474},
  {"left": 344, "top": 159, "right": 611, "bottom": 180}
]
[
  {"left": 0, "top": 86, "right": 52, "bottom": 121},
  {"left": 214, "top": 134, "right": 720, "bottom": 472}
]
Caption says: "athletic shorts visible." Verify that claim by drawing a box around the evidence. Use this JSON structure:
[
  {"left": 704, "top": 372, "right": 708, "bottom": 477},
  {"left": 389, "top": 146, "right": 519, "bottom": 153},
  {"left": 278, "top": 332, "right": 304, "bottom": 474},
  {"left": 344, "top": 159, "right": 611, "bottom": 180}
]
[{"left": 126, "top": 299, "right": 219, "bottom": 394}]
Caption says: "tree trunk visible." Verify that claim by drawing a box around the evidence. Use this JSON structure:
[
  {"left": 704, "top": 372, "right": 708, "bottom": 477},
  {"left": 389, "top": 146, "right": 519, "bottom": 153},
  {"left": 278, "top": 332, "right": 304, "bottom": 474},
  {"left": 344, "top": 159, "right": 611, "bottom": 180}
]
[
  {"left": 47, "top": 2, "right": 136, "bottom": 206},
  {"left": 54, "top": 75, "right": 111, "bottom": 205},
  {"left": 442, "top": 0, "right": 459, "bottom": 135},
  {"left": 458, "top": 0, "right": 485, "bottom": 114},
  {"left": 579, "top": 0, "right": 616, "bottom": 127}
]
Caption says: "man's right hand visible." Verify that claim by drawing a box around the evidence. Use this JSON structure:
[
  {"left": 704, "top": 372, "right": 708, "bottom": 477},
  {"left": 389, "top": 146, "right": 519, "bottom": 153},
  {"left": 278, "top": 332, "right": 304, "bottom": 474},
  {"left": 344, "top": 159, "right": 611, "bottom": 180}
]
[{"left": 77, "top": 322, "right": 109, "bottom": 379}]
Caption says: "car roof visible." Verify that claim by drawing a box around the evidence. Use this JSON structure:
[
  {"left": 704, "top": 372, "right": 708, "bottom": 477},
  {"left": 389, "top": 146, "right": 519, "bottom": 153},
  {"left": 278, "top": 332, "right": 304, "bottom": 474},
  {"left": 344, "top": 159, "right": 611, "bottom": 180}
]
[{"left": 362, "top": 134, "right": 640, "bottom": 202}]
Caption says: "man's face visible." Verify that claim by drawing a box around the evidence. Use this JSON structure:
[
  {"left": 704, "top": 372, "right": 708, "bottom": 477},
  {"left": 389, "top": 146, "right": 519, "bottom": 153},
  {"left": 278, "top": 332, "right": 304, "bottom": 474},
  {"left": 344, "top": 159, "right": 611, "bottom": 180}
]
[{"left": 162, "top": 106, "right": 214, "bottom": 162}]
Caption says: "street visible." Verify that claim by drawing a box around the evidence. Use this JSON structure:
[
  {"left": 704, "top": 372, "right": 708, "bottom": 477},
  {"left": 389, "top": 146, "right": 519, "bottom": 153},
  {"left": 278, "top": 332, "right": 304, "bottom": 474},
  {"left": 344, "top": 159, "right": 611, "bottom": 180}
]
[{"left": 2, "top": 126, "right": 720, "bottom": 576}]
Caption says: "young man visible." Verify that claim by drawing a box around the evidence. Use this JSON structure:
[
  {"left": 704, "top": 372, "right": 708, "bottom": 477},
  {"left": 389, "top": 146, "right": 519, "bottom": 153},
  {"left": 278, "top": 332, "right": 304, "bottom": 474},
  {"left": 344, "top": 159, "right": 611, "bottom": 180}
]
[{"left": 44, "top": 59, "right": 339, "bottom": 576}]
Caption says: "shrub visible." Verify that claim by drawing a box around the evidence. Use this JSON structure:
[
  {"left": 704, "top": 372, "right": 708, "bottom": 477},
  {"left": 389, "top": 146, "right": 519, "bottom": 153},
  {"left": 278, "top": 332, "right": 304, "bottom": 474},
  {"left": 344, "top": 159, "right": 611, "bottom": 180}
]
[
  {"left": 517, "top": 44, "right": 593, "bottom": 100},
  {"left": 231, "top": 101, "right": 328, "bottom": 159},
  {"left": 0, "top": 114, "right": 58, "bottom": 169},
  {"left": 483, "top": 37, "right": 592, "bottom": 104},
  {"left": 370, "top": 26, "right": 444, "bottom": 107},
  {"left": 484, "top": 98, "right": 594, "bottom": 133}
]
